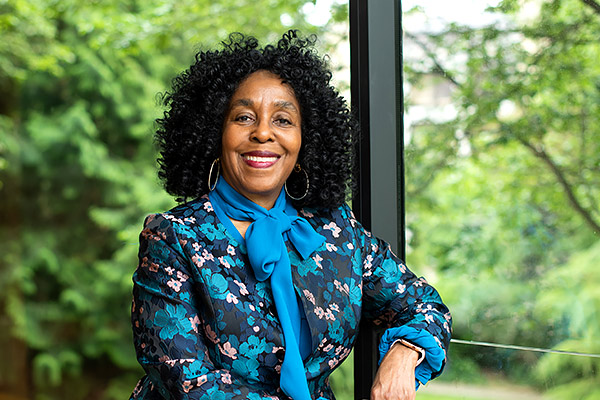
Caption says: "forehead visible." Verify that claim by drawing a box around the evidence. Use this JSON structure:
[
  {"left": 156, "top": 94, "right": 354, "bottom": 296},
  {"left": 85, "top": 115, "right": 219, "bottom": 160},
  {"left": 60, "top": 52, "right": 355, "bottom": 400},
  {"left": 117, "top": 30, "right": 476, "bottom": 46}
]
[{"left": 231, "top": 70, "right": 298, "bottom": 104}]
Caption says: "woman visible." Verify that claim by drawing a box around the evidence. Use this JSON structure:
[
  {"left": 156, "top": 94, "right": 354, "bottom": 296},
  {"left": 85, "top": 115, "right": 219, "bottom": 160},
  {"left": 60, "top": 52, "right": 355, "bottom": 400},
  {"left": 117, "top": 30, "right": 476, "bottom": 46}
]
[{"left": 130, "top": 31, "right": 451, "bottom": 400}]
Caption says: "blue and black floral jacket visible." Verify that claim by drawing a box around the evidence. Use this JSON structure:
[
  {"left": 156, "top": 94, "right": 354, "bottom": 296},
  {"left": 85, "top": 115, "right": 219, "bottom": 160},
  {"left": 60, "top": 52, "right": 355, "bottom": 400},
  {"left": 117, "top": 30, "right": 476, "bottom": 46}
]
[{"left": 130, "top": 195, "right": 451, "bottom": 399}]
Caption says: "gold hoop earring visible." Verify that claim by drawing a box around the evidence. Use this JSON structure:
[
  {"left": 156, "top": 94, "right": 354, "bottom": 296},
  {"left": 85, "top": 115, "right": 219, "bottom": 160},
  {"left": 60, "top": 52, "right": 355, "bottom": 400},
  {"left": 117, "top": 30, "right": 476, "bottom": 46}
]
[
  {"left": 208, "top": 158, "right": 220, "bottom": 192},
  {"left": 284, "top": 164, "right": 309, "bottom": 201}
]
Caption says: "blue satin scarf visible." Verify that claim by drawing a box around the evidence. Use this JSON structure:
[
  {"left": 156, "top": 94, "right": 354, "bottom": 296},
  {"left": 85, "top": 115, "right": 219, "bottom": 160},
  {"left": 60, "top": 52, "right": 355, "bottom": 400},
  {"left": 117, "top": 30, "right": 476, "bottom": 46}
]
[{"left": 209, "top": 178, "right": 325, "bottom": 400}]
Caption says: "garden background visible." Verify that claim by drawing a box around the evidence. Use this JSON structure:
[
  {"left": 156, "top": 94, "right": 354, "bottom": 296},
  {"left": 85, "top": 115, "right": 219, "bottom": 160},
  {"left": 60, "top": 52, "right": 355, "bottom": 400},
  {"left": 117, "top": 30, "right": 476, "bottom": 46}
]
[{"left": 1, "top": 0, "right": 598, "bottom": 399}]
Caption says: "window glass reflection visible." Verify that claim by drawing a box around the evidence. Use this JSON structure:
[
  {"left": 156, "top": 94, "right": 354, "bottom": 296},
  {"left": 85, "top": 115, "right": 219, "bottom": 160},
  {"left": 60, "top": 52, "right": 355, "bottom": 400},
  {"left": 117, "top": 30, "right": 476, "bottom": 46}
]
[{"left": 403, "top": 1, "right": 600, "bottom": 399}]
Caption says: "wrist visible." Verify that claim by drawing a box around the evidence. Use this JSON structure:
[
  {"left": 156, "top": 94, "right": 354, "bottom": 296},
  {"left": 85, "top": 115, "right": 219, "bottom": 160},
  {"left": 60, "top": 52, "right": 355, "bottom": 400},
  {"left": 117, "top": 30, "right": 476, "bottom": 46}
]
[{"left": 391, "top": 339, "right": 426, "bottom": 366}]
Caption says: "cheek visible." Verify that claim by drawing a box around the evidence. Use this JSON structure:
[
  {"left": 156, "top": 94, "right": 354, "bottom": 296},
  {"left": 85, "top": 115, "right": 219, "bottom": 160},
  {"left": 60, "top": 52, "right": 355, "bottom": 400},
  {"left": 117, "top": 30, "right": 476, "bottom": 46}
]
[
  {"left": 221, "top": 128, "right": 240, "bottom": 156},
  {"left": 221, "top": 129, "right": 231, "bottom": 151},
  {"left": 290, "top": 131, "right": 302, "bottom": 156},
  {"left": 219, "top": 132, "right": 238, "bottom": 175}
]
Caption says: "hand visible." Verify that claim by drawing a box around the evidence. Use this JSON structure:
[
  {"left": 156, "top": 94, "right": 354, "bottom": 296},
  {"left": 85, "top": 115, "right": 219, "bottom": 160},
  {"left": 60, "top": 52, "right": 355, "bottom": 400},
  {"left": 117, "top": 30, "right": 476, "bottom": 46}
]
[{"left": 370, "top": 342, "right": 420, "bottom": 400}]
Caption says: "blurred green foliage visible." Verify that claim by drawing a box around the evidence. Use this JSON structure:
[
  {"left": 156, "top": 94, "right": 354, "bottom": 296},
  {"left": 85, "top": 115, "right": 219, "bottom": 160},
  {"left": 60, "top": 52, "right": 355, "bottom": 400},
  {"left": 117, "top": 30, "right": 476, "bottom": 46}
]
[
  {"left": 3, "top": 0, "right": 600, "bottom": 399},
  {"left": 404, "top": 0, "right": 600, "bottom": 397},
  {"left": 0, "top": 0, "right": 350, "bottom": 398}
]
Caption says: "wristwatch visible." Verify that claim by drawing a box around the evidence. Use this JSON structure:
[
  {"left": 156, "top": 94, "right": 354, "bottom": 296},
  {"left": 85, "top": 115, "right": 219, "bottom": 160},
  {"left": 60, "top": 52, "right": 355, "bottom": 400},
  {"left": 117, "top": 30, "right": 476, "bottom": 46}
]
[{"left": 392, "top": 338, "right": 426, "bottom": 366}]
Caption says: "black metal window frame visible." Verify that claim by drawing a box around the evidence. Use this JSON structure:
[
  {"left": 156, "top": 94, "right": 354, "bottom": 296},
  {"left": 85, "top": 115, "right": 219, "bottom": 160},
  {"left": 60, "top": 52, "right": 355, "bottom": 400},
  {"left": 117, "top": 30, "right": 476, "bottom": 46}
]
[{"left": 350, "top": 0, "right": 404, "bottom": 398}]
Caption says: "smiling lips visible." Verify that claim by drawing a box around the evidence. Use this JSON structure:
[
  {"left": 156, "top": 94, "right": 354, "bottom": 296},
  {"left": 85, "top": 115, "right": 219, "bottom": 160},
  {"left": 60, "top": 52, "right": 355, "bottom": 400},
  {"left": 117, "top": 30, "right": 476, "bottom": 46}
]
[{"left": 242, "top": 151, "right": 280, "bottom": 168}]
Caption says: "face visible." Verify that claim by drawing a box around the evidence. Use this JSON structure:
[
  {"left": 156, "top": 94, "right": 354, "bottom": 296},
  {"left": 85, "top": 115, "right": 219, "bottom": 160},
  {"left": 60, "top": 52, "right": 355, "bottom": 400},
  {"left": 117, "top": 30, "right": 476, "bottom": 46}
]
[{"left": 220, "top": 70, "right": 302, "bottom": 209}]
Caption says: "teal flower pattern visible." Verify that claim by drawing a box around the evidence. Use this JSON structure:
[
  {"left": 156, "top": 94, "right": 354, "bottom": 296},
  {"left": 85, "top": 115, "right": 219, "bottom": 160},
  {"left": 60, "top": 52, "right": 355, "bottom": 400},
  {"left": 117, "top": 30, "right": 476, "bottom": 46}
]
[
  {"left": 154, "top": 304, "right": 193, "bottom": 340},
  {"left": 130, "top": 195, "right": 451, "bottom": 399}
]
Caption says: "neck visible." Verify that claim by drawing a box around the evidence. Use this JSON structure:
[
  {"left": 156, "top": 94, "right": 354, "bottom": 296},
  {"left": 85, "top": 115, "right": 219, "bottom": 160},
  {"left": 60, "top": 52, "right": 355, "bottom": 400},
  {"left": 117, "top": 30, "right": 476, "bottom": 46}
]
[
  {"left": 246, "top": 194, "right": 278, "bottom": 210},
  {"left": 220, "top": 177, "right": 282, "bottom": 210}
]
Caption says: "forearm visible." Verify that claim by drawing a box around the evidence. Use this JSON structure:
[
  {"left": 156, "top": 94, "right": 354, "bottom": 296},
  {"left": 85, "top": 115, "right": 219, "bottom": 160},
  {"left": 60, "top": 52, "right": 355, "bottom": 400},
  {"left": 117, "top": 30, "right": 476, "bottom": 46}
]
[
  {"left": 371, "top": 344, "right": 420, "bottom": 400},
  {"left": 357, "top": 230, "right": 452, "bottom": 385}
]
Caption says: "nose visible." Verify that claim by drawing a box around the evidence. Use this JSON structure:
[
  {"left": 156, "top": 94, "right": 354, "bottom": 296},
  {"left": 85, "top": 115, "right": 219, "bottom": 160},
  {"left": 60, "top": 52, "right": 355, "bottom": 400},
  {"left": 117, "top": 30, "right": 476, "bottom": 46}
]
[{"left": 250, "top": 117, "right": 274, "bottom": 143}]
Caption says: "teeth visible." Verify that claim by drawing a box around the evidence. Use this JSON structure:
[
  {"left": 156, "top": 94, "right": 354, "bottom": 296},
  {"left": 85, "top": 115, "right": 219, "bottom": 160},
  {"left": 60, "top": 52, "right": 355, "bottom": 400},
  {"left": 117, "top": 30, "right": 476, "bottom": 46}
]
[{"left": 244, "top": 155, "right": 278, "bottom": 162}]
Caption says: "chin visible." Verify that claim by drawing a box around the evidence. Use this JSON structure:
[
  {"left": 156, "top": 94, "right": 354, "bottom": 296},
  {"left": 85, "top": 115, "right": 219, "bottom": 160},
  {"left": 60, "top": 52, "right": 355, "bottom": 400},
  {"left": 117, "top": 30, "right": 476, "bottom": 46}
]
[
  {"left": 245, "top": 185, "right": 283, "bottom": 198},
  {"left": 239, "top": 178, "right": 285, "bottom": 194}
]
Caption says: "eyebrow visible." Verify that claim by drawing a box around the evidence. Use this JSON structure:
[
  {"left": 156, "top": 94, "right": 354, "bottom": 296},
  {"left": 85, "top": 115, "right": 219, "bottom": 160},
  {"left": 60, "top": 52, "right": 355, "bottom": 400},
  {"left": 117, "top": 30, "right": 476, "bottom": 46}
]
[
  {"left": 274, "top": 100, "right": 299, "bottom": 113},
  {"left": 229, "top": 98, "right": 299, "bottom": 113},
  {"left": 230, "top": 98, "right": 253, "bottom": 108}
]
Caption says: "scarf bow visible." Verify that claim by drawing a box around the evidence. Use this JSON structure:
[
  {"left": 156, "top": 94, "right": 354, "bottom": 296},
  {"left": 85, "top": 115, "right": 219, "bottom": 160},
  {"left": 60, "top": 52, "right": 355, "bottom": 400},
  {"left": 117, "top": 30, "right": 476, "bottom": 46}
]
[{"left": 210, "top": 178, "right": 324, "bottom": 400}]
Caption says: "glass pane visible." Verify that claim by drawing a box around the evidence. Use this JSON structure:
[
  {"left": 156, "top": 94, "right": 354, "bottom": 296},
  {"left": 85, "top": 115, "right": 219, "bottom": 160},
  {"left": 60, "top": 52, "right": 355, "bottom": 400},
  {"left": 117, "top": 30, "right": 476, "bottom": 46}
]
[{"left": 403, "top": 1, "right": 600, "bottom": 399}]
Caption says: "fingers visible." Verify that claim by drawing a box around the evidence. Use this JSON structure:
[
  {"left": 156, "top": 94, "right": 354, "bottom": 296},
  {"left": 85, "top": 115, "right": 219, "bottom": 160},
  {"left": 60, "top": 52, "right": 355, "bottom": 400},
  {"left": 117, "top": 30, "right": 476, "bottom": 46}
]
[
  {"left": 370, "top": 382, "right": 415, "bottom": 400},
  {"left": 370, "top": 367, "right": 416, "bottom": 400}
]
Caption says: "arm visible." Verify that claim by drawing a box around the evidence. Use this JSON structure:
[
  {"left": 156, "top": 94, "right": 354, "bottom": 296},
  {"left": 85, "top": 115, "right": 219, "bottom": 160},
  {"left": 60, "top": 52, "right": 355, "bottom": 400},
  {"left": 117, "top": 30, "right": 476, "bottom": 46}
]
[
  {"left": 371, "top": 343, "right": 420, "bottom": 400},
  {"left": 132, "top": 213, "right": 279, "bottom": 400},
  {"left": 343, "top": 207, "right": 452, "bottom": 394}
]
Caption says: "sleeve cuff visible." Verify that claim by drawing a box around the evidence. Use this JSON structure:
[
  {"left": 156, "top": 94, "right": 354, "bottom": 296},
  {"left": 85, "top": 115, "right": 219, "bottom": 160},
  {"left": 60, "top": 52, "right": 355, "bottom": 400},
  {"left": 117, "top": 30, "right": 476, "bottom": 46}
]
[{"left": 378, "top": 326, "right": 446, "bottom": 390}]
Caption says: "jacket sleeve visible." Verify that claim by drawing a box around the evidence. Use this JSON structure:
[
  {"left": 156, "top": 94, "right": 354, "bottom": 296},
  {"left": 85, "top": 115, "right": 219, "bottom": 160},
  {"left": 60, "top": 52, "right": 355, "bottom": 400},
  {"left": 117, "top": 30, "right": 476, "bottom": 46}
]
[
  {"left": 131, "top": 213, "right": 280, "bottom": 400},
  {"left": 342, "top": 206, "right": 452, "bottom": 388}
]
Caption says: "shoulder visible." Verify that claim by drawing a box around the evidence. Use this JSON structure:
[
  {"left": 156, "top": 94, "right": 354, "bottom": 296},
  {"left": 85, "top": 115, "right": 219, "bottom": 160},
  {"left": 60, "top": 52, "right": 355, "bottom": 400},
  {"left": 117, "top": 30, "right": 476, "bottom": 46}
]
[
  {"left": 152, "top": 195, "right": 213, "bottom": 222},
  {"left": 300, "top": 203, "right": 362, "bottom": 242},
  {"left": 300, "top": 203, "right": 344, "bottom": 223},
  {"left": 301, "top": 203, "right": 359, "bottom": 227},
  {"left": 140, "top": 195, "right": 233, "bottom": 258},
  {"left": 142, "top": 195, "right": 218, "bottom": 238}
]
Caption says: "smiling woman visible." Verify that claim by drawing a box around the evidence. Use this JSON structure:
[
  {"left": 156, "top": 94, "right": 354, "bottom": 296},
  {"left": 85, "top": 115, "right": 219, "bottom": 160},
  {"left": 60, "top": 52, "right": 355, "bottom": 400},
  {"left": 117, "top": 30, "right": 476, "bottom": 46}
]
[
  {"left": 220, "top": 70, "right": 302, "bottom": 210},
  {"left": 155, "top": 31, "right": 355, "bottom": 209},
  {"left": 129, "top": 30, "right": 451, "bottom": 400}
]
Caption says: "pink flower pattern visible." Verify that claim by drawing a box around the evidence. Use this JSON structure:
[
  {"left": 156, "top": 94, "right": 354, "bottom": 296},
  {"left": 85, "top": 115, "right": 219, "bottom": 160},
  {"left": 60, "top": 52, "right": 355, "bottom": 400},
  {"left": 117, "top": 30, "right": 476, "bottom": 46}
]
[
  {"left": 219, "top": 342, "right": 238, "bottom": 359},
  {"left": 227, "top": 245, "right": 236, "bottom": 256},
  {"left": 189, "top": 315, "right": 200, "bottom": 333},
  {"left": 167, "top": 279, "right": 182, "bottom": 292},
  {"left": 130, "top": 201, "right": 451, "bottom": 399},
  {"left": 323, "top": 222, "right": 341, "bottom": 238}
]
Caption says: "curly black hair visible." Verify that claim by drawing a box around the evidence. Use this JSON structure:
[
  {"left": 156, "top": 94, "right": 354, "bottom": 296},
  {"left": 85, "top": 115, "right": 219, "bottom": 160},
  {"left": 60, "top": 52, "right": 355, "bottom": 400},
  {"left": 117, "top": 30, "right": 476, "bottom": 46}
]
[{"left": 156, "top": 30, "right": 358, "bottom": 208}]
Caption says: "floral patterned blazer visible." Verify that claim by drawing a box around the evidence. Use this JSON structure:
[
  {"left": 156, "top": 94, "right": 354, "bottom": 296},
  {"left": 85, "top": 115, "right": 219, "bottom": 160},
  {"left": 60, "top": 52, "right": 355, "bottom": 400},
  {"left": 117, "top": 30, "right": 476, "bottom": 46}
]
[{"left": 130, "top": 195, "right": 452, "bottom": 400}]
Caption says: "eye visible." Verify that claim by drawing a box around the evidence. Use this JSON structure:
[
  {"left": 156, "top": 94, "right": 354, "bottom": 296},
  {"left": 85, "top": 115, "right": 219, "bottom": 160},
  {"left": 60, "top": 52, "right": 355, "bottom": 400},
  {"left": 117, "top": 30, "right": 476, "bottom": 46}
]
[
  {"left": 274, "top": 117, "right": 292, "bottom": 126},
  {"left": 234, "top": 114, "right": 254, "bottom": 123}
]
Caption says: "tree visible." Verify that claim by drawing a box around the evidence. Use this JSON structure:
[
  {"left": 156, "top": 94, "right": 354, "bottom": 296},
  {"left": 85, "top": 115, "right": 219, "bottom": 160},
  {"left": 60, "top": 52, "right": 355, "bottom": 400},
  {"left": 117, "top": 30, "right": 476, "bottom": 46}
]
[
  {"left": 403, "top": 0, "right": 600, "bottom": 395},
  {"left": 0, "top": 1, "right": 342, "bottom": 398}
]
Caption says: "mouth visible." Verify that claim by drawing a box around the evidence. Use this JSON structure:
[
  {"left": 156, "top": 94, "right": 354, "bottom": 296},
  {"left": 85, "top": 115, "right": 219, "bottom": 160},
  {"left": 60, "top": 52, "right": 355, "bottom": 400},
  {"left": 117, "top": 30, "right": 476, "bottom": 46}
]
[{"left": 241, "top": 151, "right": 281, "bottom": 168}]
